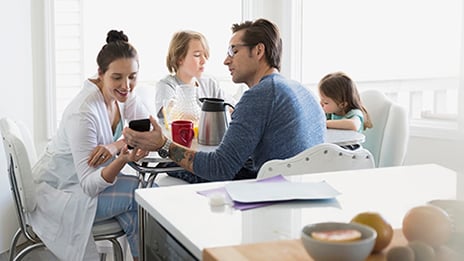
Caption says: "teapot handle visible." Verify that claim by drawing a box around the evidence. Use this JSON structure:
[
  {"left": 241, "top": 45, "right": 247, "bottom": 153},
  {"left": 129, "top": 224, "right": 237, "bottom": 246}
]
[{"left": 224, "top": 103, "right": 235, "bottom": 110}]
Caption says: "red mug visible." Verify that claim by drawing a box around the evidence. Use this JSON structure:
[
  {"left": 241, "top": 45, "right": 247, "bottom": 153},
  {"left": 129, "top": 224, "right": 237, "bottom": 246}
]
[{"left": 171, "top": 120, "right": 195, "bottom": 147}]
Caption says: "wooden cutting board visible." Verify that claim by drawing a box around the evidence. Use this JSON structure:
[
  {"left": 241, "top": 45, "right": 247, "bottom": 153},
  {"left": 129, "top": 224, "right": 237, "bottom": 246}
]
[{"left": 203, "top": 229, "right": 407, "bottom": 261}]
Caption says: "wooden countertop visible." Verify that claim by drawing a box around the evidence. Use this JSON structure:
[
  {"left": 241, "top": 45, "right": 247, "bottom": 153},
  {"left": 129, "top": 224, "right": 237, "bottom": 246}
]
[
  {"left": 203, "top": 229, "right": 408, "bottom": 261},
  {"left": 204, "top": 229, "right": 463, "bottom": 261}
]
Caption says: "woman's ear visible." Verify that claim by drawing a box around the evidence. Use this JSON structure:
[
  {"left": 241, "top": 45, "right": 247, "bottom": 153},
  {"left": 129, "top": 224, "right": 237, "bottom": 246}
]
[{"left": 96, "top": 69, "right": 104, "bottom": 84}]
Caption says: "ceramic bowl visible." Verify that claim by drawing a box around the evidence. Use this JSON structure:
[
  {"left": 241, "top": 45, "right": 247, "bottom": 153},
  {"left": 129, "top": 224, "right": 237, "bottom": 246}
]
[{"left": 301, "top": 222, "right": 377, "bottom": 261}]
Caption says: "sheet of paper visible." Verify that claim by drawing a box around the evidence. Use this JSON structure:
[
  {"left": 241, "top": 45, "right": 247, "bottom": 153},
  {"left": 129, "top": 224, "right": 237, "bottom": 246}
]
[
  {"left": 224, "top": 179, "right": 341, "bottom": 203},
  {"left": 197, "top": 175, "right": 341, "bottom": 210},
  {"left": 197, "top": 175, "right": 287, "bottom": 210}
]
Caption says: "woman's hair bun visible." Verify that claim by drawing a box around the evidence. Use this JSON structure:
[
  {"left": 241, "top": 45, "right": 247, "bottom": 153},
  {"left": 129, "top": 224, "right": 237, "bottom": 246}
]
[{"left": 106, "top": 30, "right": 129, "bottom": 44}]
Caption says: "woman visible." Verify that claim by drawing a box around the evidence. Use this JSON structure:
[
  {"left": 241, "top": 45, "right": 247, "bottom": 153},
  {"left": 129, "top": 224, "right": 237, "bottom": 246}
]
[
  {"left": 31, "top": 30, "right": 148, "bottom": 260},
  {"left": 155, "top": 30, "right": 234, "bottom": 124}
]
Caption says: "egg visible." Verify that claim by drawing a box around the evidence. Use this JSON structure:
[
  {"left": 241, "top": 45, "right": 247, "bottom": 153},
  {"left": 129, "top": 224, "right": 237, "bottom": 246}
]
[
  {"left": 402, "top": 205, "right": 452, "bottom": 247},
  {"left": 386, "top": 246, "right": 415, "bottom": 261},
  {"left": 407, "top": 241, "right": 435, "bottom": 261}
]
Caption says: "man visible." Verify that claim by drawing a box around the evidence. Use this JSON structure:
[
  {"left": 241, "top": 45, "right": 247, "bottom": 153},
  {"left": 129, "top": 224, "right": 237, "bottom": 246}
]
[{"left": 124, "top": 18, "right": 326, "bottom": 182}]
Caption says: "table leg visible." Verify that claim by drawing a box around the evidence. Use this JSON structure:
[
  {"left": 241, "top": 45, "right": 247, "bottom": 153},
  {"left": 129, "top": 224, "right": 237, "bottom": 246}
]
[{"left": 138, "top": 205, "right": 146, "bottom": 261}]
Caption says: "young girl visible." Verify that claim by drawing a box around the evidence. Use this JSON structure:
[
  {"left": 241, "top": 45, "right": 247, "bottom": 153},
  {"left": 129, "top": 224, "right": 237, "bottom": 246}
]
[{"left": 318, "top": 72, "right": 372, "bottom": 132}]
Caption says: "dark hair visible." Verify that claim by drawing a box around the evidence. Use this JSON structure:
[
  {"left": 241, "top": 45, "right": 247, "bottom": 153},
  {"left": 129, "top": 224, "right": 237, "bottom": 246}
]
[
  {"left": 318, "top": 72, "right": 373, "bottom": 130},
  {"left": 166, "top": 30, "right": 210, "bottom": 73},
  {"left": 231, "top": 18, "right": 282, "bottom": 71},
  {"left": 96, "top": 30, "right": 139, "bottom": 74}
]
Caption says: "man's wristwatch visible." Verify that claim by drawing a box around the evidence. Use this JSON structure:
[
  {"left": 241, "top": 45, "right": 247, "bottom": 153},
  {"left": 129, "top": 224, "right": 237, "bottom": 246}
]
[{"left": 158, "top": 139, "right": 172, "bottom": 158}]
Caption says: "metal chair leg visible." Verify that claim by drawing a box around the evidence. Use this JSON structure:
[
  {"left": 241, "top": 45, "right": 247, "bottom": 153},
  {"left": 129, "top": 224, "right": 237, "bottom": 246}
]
[
  {"left": 8, "top": 228, "right": 22, "bottom": 261},
  {"left": 12, "top": 242, "right": 46, "bottom": 261},
  {"left": 110, "top": 239, "right": 124, "bottom": 261},
  {"left": 147, "top": 173, "right": 157, "bottom": 188}
]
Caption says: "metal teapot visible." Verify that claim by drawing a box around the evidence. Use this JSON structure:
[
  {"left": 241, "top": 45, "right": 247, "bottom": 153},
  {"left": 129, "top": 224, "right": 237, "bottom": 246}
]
[{"left": 198, "top": 98, "right": 234, "bottom": 145}]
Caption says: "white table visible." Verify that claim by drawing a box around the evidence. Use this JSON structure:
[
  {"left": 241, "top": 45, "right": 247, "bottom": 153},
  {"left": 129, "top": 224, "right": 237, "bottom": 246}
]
[
  {"left": 141, "top": 128, "right": 364, "bottom": 162},
  {"left": 133, "top": 128, "right": 364, "bottom": 186},
  {"left": 135, "top": 164, "right": 458, "bottom": 260},
  {"left": 167, "top": 127, "right": 364, "bottom": 148},
  {"left": 326, "top": 128, "right": 365, "bottom": 146}
]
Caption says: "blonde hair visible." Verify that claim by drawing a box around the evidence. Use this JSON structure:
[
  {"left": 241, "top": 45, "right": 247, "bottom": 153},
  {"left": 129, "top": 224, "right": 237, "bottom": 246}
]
[{"left": 166, "top": 30, "right": 210, "bottom": 73}]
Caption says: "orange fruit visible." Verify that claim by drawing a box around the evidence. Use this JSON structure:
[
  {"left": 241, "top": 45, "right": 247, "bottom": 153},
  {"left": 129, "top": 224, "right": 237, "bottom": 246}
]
[
  {"left": 351, "top": 212, "right": 393, "bottom": 252},
  {"left": 402, "top": 205, "right": 452, "bottom": 248}
]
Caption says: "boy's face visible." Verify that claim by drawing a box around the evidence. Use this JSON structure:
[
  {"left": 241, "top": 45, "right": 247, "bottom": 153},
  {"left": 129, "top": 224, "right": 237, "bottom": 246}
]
[{"left": 178, "top": 39, "right": 207, "bottom": 79}]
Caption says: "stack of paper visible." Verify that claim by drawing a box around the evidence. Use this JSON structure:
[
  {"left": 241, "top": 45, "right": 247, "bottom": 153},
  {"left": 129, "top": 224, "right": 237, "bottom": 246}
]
[{"left": 197, "top": 175, "right": 341, "bottom": 210}]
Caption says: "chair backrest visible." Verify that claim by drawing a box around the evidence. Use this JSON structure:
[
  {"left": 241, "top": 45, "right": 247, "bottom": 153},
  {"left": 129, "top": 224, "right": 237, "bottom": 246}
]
[
  {"left": 360, "top": 90, "right": 409, "bottom": 167},
  {"left": 0, "top": 118, "right": 38, "bottom": 218},
  {"left": 257, "top": 143, "right": 375, "bottom": 179}
]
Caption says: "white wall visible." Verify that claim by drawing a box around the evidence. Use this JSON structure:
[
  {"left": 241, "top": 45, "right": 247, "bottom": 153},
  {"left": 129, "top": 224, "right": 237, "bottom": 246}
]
[
  {"left": 0, "top": 0, "right": 34, "bottom": 252},
  {"left": 405, "top": 137, "right": 464, "bottom": 172}
]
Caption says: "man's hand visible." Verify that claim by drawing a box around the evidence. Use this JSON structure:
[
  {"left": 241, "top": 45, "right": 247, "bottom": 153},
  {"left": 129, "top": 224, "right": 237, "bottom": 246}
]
[{"left": 123, "top": 115, "right": 165, "bottom": 151}]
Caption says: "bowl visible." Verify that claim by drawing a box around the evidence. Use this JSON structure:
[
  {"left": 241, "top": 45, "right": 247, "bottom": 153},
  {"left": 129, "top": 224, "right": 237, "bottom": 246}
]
[
  {"left": 301, "top": 222, "right": 377, "bottom": 261},
  {"left": 428, "top": 199, "right": 464, "bottom": 254}
]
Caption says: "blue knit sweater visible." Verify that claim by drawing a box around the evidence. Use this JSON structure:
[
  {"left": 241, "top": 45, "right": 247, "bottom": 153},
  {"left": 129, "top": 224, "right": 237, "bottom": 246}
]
[{"left": 192, "top": 73, "right": 326, "bottom": 181}]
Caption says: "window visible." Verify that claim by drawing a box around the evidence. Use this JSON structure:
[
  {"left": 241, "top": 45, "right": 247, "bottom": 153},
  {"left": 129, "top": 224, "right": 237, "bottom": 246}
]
[
  {"left": 52, "top": 0, "right": 83, "bottom": 135},
  {"left": 49, "top": 0, "right": 242, "bottom": 135},
  {"left": 48, "top": 1, "right": 464, "bottom": 139},
  {"left": 301, "top": 0, "right": 463, "bottom": 139}
]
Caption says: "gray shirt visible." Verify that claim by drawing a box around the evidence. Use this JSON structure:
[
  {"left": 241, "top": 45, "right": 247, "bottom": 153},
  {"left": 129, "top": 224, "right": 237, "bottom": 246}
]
[
  {"left": 193, "top": 73, "right": 326, "bottom": 181},
  {"left": 155, "top": 75, "right": 231, "bottom": 120}
]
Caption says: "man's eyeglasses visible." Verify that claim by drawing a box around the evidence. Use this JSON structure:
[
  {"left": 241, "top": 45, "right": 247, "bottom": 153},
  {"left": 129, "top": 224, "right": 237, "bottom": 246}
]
[{"left": 227, "top": 44, "right": 256, "bottom": 58}]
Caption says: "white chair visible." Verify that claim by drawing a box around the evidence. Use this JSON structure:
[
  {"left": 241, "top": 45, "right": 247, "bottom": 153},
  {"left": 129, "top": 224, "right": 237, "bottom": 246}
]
[
  {"left": 257, "top": 143, "right": 375, "bottom": 179},
  {"left": 360, "top": 90, "right": 409, "bottom": 167},
  {"left": 0, "top": 118, "right": 126, "bottom": 261}
]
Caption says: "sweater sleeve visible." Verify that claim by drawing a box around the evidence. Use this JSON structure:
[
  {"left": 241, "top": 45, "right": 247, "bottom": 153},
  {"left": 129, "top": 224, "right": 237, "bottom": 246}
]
[
  {"left": 192, "top": 87, "right": 272, "bottom": 181},
  {"left": 66, "top": 111, "right": 114, "bottom": 198}
]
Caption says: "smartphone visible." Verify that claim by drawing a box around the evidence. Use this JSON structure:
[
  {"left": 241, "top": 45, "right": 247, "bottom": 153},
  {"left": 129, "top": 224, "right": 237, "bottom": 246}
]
[{"left": 128, "top": 119, "right": 150, "bottom": 149}]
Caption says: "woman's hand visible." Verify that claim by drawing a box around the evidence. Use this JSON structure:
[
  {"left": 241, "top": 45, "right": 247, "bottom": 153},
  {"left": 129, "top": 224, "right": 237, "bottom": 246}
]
[
  {"left": 88, "top": 145, "right": 113, "bottom": 167},
  {"left": 99, "top": 145, "right": 149, "bottom": 184},
  {"left": 88, "top": 140, "right": 127, "bottom": 167},
  {"left": 119, "top": 145, "right": 149, "bottom": 163}
]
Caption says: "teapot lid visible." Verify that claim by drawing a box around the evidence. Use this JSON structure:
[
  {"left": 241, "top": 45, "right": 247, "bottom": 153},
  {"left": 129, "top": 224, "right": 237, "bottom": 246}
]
[{"left": 200, "top": 98, "right": 226, "bottom": 112}]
